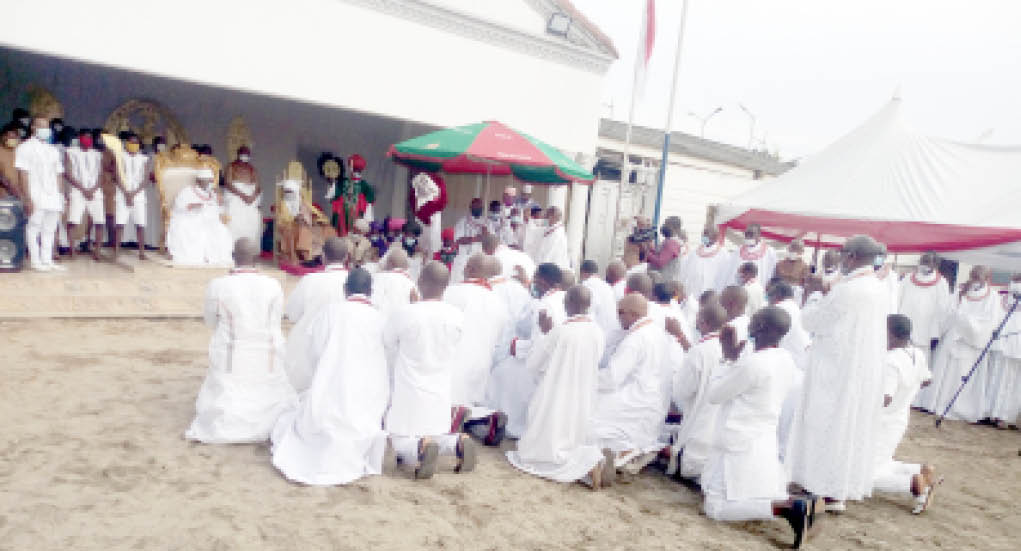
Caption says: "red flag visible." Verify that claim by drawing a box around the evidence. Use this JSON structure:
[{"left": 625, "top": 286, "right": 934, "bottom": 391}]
[{"left": 634, "top": 0, "right": 656, "bottom": 97}]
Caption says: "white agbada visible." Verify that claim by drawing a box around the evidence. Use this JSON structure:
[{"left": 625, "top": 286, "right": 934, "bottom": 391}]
[
  {"left": 444, "top": 280, "right": 509, "bottom": 407},
  {"left": 167, "top": 184, "right": 233, "bottom": 266},
  {"left": 775, "top": 298, "right": 811, "bottom": 371},
  {"left": 702, "top": 347, "right": 800, "bottom": 520},
  {"left": 672, "top": 332, "right": 724, "bottom": 479},
  {"left": 987, "top": 294, "right": 1021, "bottom": 423},
  {"left": 724, "top": 241, "right": 778, "bottom": 288},
  {"left": 490, "top": 276, "right": 533, "bottom": 367},
  {"left": 371, "top": 268, "right": 417, "bottom": 322},
  {"left": 786, "top": 266, "right": 890, "bottom": 501},
  {"left": 743, "top": 279, "right": 766, "bottom": 317},
  {"left": 683, "top": 242, "right": 731, "bottom": 297},
  {"left": 876, "top": 264, "right": 901, "bottom": 314},
  {"left": 589, "top": 317, "right": 666, "bottom": 453},
  {"left": 488, "top": 289, "right": 567, "bottom": 437},
  {"left": 224, "top": 178, "right": 263, "bottom": 245},
  {"left": 283, "top": 265, "right": 348, "bottom": 392},
  {"left": 507, "top": 315, "right": 606, "bottom": 482},
  {"left": 898, "top": 269, "right": 952, "bottom": 408},
  {"left": 928, "top": 286, "right": 999, "bottom": 422},
  {"left": 185, "top": 270, "right": 297, "bottom": 443},
  {"left": 873, "top": 346, "right": 931, "bottom": 495},
  {"left": 582, "top": 275, "right": 620, "bottom": 336},
  {"left": 493, "top": 244, "right": 536, "bottom": 281},
  {"left": 384, "top": 300, "right": 464, "bottom": 437},
  {"left": 451, "top": 214, "right": 485, "bottom": 282},
  {"left": 271, "top": 296, "right": 389, "bottom": 485},
  {"left": 612, "top": 279, "right": 627, "bottom": 302},
  {"left": 534, "top": 223, "right": 571, "bottom": 271}
]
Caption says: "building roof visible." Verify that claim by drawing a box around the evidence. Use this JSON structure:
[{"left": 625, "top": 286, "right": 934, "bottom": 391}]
[
  {"left": 552, "top": 0, "right": 620, "bottom": 59},
  {"left": 599, "top": 118, "right": 795, "bottom": 176}
]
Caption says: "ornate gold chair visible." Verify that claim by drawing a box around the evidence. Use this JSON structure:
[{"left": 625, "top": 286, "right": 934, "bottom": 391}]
[
  {"left": 152, "top": 145, "right": 204, "bottom": 254},
  {"left": 274, "top": 161, "right": 332, "bottom": 265}
]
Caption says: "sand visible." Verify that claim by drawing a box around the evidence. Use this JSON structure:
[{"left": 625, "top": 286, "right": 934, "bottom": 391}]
[{"left": 0, "top": 318, "right": 1018, "bottom": 550}]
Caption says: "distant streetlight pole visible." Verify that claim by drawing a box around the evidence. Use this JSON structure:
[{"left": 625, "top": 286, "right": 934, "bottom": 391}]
[
  {"left": 688, "top": 106, "right": 722, "bottom": 138},
  {"left": 738, "top": 103, "right": 756, "bottom": 149}
]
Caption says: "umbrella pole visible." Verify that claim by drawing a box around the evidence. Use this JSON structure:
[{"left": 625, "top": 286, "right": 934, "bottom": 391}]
[{"left": 812, "top": 232, "right": 822, "bottom": 271}]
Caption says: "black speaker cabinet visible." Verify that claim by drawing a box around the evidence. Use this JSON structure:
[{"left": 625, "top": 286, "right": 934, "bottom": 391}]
[{"left": 0, "top": 198, "right": 26, "bottom": 272}]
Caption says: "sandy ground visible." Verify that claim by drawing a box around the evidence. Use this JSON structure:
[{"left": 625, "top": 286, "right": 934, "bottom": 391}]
[{"left": 0, "top": 318, "right": 1018, "bottom": 550}]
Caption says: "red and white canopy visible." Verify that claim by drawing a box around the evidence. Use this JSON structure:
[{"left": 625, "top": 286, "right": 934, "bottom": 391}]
[{"left": 716, "top": 99, "right": 1021, "bottom": 262}]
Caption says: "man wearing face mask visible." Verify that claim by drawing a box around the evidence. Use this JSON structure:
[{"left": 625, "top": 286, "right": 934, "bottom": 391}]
[
  {"left": 223, "top": 146, "right": 263, "bottom": 246},
  {"left": 644, "top": 216, "right": 686, "bottom": 283},
  {"left": 774, "top": 239, "right": 810, "bottom": 303},
  {"left": 113, "top": 133, "right": 150, "bottom": 260},
  {"left": 450, "top": 197, "right": 486, "bottom": 282},
  {"left": 786, "top": 235, "right": 891, "bottom": 511},
  {"left": 682, "top": 225, "right": 730, "bottom": 299},
  {"left": 897, "top": 252, "right": 952, "bottom": 411},
  {"left": 64, "top": 128, "right": 105, "bottom": 261},
  {"left": 924, "top": 265, "right": 999, "bottom": 422},
  {"left": 16, "top": 117, "right": 67, "bottom": 271},
  {"left": 726, "top": 223, "right": 777, "bottom": 287},
  {"left": 0, "top": 123, "right": 22, "bottom": 200}
]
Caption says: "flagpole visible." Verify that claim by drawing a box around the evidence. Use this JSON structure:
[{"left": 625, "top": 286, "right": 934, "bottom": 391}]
[{"left": 652, "top": 0, "right": 690, "bottom": 236}]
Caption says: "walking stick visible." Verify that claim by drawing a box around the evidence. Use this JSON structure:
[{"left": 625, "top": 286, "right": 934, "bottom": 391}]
[{"left": 936, "top": 293, "right": 1021, "bottom": 427}]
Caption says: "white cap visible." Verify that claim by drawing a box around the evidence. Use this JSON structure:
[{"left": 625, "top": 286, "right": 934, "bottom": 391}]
[
  {"left": 522, "top": 184, "right": 533, "bottom": 193},
  {"left": 196, "top": 168, "right": 215, "bottom": 179},
  {"left": 504, "top": 185, "right": 517, "bottom": 197}
]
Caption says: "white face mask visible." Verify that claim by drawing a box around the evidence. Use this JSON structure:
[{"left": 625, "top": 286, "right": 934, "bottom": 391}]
[
  {"left": 156, "top": 143, "right": 167, "bottom": 153},
  {"left": 1010, "top": 282, "right": 1021, "bottom": 296},
  {"left": 239, "top": 154, "right": 250, "bottom": 163},
  {"left": 918, "top": 265, "right": 933, "bottom": 275},
  {"left": 70, "top": 138, "right": 80, "bottom": 148},
  {"left": 970, "top": 282, "right": 984, "bottom": 293},
  {"left": 34, "top": 127, "right": 52, "bottom": 141}
]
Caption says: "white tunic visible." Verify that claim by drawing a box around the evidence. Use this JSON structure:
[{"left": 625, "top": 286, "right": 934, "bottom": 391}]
[
  {"left": 785, "top": 266, "right": 890, "bottom": 501},
  {"left": 493, "top": 244, "right": 536, "bottom": 281},
  {"left": 683, "top": 244, "right": 730, "bottom": 297},
  {"left": 899, "top": 270, "right": 952, "bottom": 408},
  {"left": 581, "top": 275, "right": 621, "bottom": 336},
  {"left": 743, "top": 280, "right": 766, "bottom": 317},
  {"left": 167, "top": 185, "right": 233, "bottom": 266},
  {"left": 589, "top": 318, "right": 667, "bottom": 453},
  {"left": 488, "top": 289, "right": 567, "bottom": 437},
  {"left": 534, "top": 223, "right": 571, "bottom": 271},
  {"left": 987, "top": 295, "right": 1021, "bottom": 423},
  {"left": 283, "top": 266, "right": 348, "bottom": 393},
  {"left": 673, "top": 333, "right": 724, "bottom": 478},
  {"left": 185, "top": 271, "right": 297, "bottom": 443},
  {"left": 451, "top": 214, "right": 485, "bottom": 282},
  {"left": 444, "top": 280, "right": 509, "bottom": 406},
  {"left": 507, "top": 317, "right": 606, "bottom": 482},
  {"left": 775, "top": 298, "right": 811, "bottom": 371},
  {"left": 490, "top": 276, "right": 533, "bottom": 366},
  {"left": 384, "top": 300, "right": 464, "bottom": 437},
  {"left": 876, "top": 347, "right": 931, "bottom": 468},
  {"left": 371, "top": 269, "right": 417, "bottom": 322},
  {"left": 724, "top": 242, "right": 778, "bottom": 288},
  {"left": 271, "top": 298, "right": 389, "bottom": 485},
  {"left": 225, "top": 179, "right": 263, "bottom": 245},
  {"left": 928, "top": 287, "right": 1000, "bottom": 422},
  {"left": 14, "top": 137, "right": 64, "bottom": 212},
  {"left": 703, "top": 347, "right": 800, "bottom": 501}
]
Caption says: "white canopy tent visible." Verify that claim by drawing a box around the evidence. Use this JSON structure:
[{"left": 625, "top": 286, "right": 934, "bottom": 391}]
[{"left": 716, "top": 98, "right": 1021, "bottom": 270}]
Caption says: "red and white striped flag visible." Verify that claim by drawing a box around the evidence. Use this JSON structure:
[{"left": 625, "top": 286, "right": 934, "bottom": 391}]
[{"left": 634, "top": 0, "right": 656, "bottom": 98}]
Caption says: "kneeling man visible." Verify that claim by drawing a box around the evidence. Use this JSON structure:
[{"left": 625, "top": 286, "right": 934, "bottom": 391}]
[{"left": 185, "top": 238, "right": 297, "bottom": 443}]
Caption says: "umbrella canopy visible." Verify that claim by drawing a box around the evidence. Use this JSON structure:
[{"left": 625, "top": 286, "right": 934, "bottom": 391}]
[{"left": 387, "top": 121, "right": 594, "bottom": 184}]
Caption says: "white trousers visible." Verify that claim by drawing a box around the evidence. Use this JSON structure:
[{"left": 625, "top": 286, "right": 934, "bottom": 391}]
[
  {"left": 115, "top": 189, "right": 146, "bottom": 227},
  {"left": 391, "top": 434, "right": 459, "bottom": 464},
  {"left": 26, "top": 209, "right": 61, "bottom": 267},
  {"left": 872, "top": 460, "right": 921, "bottom": 495},
  {"left": 67, "top": 187, "right": 105, "bottom": 225}
]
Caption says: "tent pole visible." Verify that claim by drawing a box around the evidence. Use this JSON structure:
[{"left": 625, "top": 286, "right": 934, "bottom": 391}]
[{"left": 812, "top": 232, "right": 822, "bottom": 271}]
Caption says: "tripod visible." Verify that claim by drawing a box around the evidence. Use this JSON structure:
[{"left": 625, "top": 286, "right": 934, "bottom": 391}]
[{"left": 936, "top": 293, "right": 1021, "bottom": 427}]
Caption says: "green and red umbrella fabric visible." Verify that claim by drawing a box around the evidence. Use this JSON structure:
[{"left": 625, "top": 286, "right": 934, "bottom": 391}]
[{"left": 387, "top": 121, "right": 594, "bottom": 185}]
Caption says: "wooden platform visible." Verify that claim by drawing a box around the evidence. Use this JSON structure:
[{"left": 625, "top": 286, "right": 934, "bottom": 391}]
[{"left": 0, "top": 255, "right": 299, "bottom": 318}]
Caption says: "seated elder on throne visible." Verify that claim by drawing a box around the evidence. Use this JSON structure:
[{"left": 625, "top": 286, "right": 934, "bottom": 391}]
[{"left": 275, "top": 161, "right": 336, "bottom": 266}]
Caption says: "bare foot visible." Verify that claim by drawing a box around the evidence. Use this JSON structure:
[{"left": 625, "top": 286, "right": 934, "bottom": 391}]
[{"left": 588, "top": 461, "right": 603, "bottom": 491}]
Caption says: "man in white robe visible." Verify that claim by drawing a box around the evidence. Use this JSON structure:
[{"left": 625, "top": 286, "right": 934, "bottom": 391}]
[
  {"left": 385, "top": 261, "right": 477, "bottom": 479},
  {"left": 63, "top": 130, "right": 104, "bottom": 261},
  {"left": 768, "top": 281, "right": 811, "bottom": 371},
  {"left": 928, "top": 266, "right": 999, "bottom": 422},
  {"left": 507, "top": 285, "right": 610, "bottom": 488},
  {"left": 284, "top": 238, "right": 349, "bottom": 393},
  {"left": 873, "top": 314, "right": 940, "bottom": 514},
  {"left": 271, "top": 268, "right": 390, "bottom": 485},
  {"left": 589, "top": 294, "right": 667, "bottom": 472},
  {"left": 167, "top": 168, "right": 233, "bottom": 266},
  {"left": 720, "top": 285, "right": 751, "bottom": 346},
  {"left": 988, "top": 274, "right": 1021, "bottom": 428},
  {"left": 668, "top": 301, "right": 726, "bottom": 479},
  {"left": 580, "top": 259, "right": 620, "bottom": 336},
  {"left": 738, "top": 262, "right": 766, "bottom": 317},
  {"left": 533, "top": 206, "right": 570, "bottom": 272},
  {"left": 114, "top": 133, "right": 151, "bottom": 260},
  {"left": 482, "top": 231, "right": 536, "bottom": 283},
  {"left": 607, "top": 260, "right": 628, "bottom": 302},
  {"left": 486, "top": 255, "right": 533, "bottom": 369},
  {"left": 487, "top": 262, "right": 567, "bottom": 438},
  {"left": 683, "top": 225, "right": 731, "bottom": 298},
  {"left": 16, "top": 117, "right": 66, "bottom": 271},
  {"left": 371, "top": 247, "right": 419, "bottom": 322},
  {"left": 703, "top": 307, "right": 821, "bottom": 549},
  {"left": 786, "top": 235, "right": 891, "bottom": 506},
  {"left": 899, "top": 253, "right": 953, "bottom": 410},
  {"left": 444, "top": 254, "right": 511, "bottom": 446},
  {"left": 724, "top": 223, "right": 777, "bottom": 288},
  {"left": 185, "top": 239, "right": 297, "bottom": 443},
  {"left": 450, "top": 197, "right": 486, "bottom": 282}
]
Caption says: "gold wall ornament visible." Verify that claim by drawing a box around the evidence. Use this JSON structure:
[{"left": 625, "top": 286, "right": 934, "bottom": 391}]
[
  {"left": 323, "top": 159, "right": 341, "bottom": 180},
  {"left": 104, "top": 99, "right": 189, "bottom": 147},
  {"left": 226, "top": 116, "right": 253, "bottom": 160},
  {"left": 27, "top": 86, "right": 63, "bottom": 119}
]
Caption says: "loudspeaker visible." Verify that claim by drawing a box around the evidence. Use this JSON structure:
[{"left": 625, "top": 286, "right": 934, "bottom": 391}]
[{"left": 0, "top": 198, "right": 26, "bottom": 272}]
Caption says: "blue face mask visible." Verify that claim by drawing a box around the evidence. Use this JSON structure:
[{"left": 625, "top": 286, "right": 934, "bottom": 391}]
[
  {"left": 530, "top": 283, "right": 542, "bottom": 299},
  {"left": 34, "top": 128, "right": 52, "bottom": 141},
  {"left": 701, "top": 236, "right": 712, "bottom": 247},
  {"left": 873, "top": 255, "right": 886, "bottom": 268}
]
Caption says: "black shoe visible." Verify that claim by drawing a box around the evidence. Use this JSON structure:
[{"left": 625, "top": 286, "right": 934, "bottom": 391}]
[
  {"left": 484, "top": 412, "right": 507, "bottom": 447},
  {"left": 781, "top": 499, "right": 809, "bottom": 549}
]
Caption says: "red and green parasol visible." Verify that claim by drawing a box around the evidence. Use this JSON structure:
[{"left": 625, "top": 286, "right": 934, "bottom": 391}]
[{"left": 387, "top": 121, "right": 594, "bottom": 185}]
